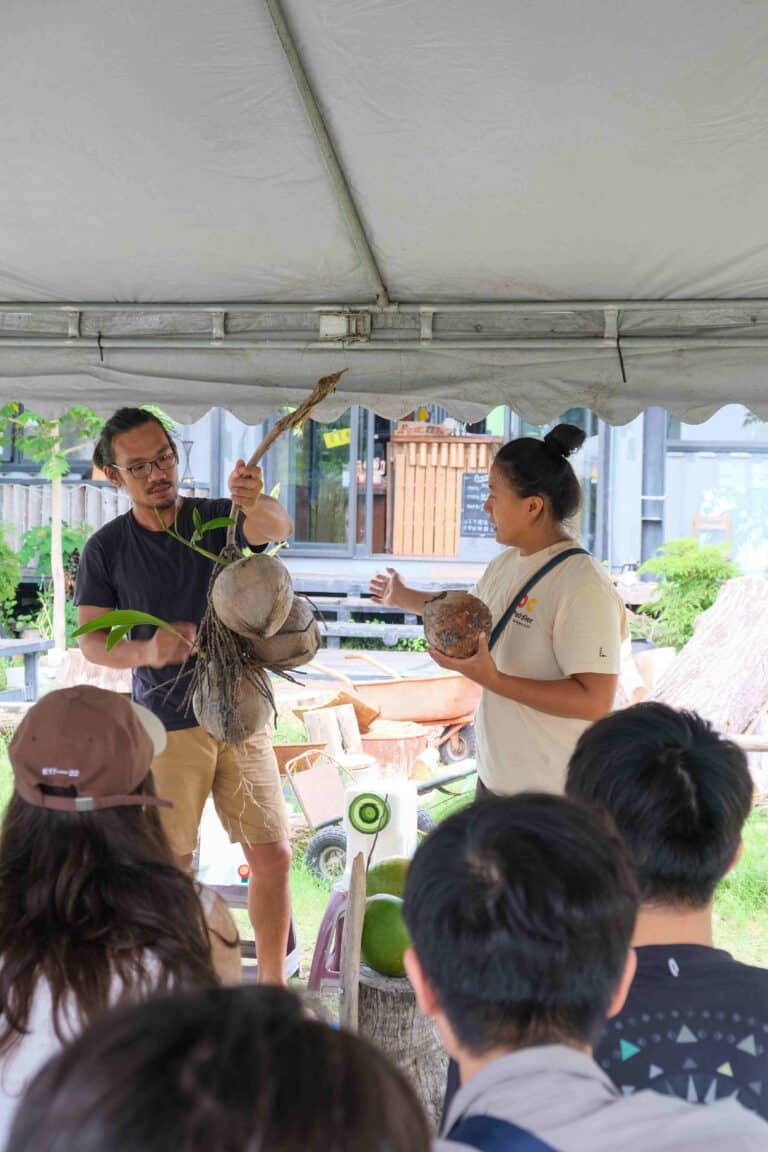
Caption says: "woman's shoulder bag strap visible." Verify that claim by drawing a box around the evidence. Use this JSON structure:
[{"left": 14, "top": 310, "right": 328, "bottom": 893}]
[
  {"left": 488, "top": 548, "right": 588, "bottom": 652},
  {"left": 445, "top": 1113, "right": 558, "bottom": 1152}
]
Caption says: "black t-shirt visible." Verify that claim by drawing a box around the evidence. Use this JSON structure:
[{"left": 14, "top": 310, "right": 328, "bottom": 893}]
[
  {"left": 74, "top": 499, "right": 254, "bottom": 731},
  {"left": 595, "top": 944, "right": 768, "bottom": 1119}
]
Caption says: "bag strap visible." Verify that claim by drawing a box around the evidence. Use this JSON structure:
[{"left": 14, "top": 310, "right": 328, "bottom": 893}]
[
  {"left": 488, "top": 547, "right": 588, "bottom": 652},
  {"left": 445, "top": 1113, "right": 558, "bottom": 1152}
]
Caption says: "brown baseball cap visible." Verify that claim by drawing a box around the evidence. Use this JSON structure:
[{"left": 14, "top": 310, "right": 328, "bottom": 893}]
[{"left": 9, "top": 685, "right": 172, "bottom": 813}]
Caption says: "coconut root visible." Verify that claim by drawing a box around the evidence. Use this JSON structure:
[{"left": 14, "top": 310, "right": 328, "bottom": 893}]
[
  {"left": 184, "top": 568, "right": 278, "bottom": 744},
  {"left": 185, "top": 371, "right": 344, "bottom": 743}
]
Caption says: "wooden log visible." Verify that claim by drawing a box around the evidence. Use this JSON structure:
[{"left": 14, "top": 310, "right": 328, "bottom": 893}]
[
  {"left": 303, "top": 703, "right": 364, "bottom": 757},
  {"left": 651, "top": 576, "right": 768, "bottom": 733},
  {"left": 358, "top": 964, "right": 448, "bottom": 1133}
]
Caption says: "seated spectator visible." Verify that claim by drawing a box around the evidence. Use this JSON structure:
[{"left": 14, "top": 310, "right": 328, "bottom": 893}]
[
  {"left": 0, "top": 685, "right": 240, "bottom": 1143},
  {"left": 566, "top": 702, "right": 767, "bottom": 1116},
  {"left": 404, "top": 794, "right": 768, "bottom": 1151},
  {"left": 7, "top": 985, "right": 432, "bottom": 1152}
]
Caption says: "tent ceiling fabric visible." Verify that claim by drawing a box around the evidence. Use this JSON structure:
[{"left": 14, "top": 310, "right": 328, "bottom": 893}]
[{"left": 2, "top": 1, "right": 768, "bottom": 424}]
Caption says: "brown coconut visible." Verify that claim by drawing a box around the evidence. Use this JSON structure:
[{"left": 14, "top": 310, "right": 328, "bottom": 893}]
[
  {"left": 248, "top": 595, "right": 321, "bottom": 671},
  {"left": 193, "top": 668, "right": 273, "bottom": 744},
  {"left": 423, "top": 590, "right": 492, "bottom": 658},
  {"left": 212, "top": 553, "right": 293, "bottom": 639}
]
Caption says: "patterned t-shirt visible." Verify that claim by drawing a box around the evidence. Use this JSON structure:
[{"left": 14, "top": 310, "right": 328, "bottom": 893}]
[{"left": 595, "top": 944, "right": 768, "bottom": 1119}]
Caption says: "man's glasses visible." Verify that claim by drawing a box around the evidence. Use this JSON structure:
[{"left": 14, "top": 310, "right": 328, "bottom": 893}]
[{"left": 110, "top": 448, "right": 178, "bottom": 480}]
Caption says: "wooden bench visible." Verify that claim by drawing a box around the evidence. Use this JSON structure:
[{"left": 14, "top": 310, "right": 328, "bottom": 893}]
[
  {"left": 319, "top": 620, "right": 424, "bottom": 649},
  {"left": 307, "top": 596, "right": 423, "bottom": 648},
  {"left": 0, "top": 638, "right": 53, "bottom": 702}
]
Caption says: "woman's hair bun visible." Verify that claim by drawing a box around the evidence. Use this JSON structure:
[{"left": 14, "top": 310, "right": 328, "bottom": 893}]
[{"left": 543, "top": 423, "right": 586, "bottom": 460}]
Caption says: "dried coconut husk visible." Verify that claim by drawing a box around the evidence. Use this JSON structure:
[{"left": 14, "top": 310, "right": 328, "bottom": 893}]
[
  {"left": 248, "top": 595, "right": 321, "bottom": 670},
  {"left": 193, "top": 665, "right": 273, "bottom": 744},
  {"left": 182, "top": 371, "right": 345, "bottom": 743},
  {"left": 212, "top": 553, "right": 294, "bottom": 639},
  {"left": 423, "top": 590, "right": 492, "bottom": 658}
]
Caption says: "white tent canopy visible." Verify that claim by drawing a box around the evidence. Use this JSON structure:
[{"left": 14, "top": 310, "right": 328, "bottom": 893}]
[{"left": 3, "top": 0, "right": 768, "bottom": 424}]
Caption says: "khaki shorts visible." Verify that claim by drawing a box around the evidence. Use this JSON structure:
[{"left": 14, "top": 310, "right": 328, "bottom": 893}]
[{"left": 150, "top": 725, "right": 289, "bottom": 855}]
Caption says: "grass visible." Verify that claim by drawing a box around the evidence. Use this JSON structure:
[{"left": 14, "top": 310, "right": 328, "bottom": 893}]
[{"left": 713, "top": 807, "right": 768, "bottom": 965}]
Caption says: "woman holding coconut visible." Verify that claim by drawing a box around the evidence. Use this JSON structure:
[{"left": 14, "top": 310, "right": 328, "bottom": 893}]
[
  {"left": 75, "top": 408, "right": 294, "bottom": 985},
  {"left": 371, "top": 424, "right": 627, "bottom": 797}
]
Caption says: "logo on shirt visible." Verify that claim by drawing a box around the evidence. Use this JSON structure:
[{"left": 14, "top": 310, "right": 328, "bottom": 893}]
[{"left": 512, "top": 594, "right": 538, "bottom": 628}]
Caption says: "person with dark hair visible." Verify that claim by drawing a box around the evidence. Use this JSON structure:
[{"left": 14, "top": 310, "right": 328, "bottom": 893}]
[
  {"left": 0, "top": 685, "right": 239, "bottom": 1144},
  {"left": 371, "top": 424, "right": 627, "bottom": 795},
  {"left": 403, "top": 794, "right": 768, "bottom": 1151},
  {"left": 565, "top": 703, "right": 768, "bottom": 1117},
  {"left": 7, "top": 986, "right": 432, "bottom": 1152},
  {"left": 75, "top": 406, "right": 294, "bottom": 984}
]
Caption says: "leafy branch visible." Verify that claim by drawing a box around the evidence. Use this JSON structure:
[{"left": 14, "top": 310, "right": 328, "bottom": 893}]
[
  {"left": 153, "top": 507, "right": 235, "bottom": 564},
  {"left": 73, "top": 610, "right": 187, "bottom": 652}
]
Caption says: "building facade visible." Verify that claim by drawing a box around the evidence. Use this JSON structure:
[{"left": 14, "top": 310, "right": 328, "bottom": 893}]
[{"left": 2, "top": 403, "right": 767, "bottom": 580}]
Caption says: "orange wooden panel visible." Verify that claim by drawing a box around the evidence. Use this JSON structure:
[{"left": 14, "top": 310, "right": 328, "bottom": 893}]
[
  {"left": 445, "top": 461, "right": 459, "bottom": 554},
  {"left": 402, "top": 447, "right": 416, "bottom": 553},
  {"left": 424, "top": 451, "right": 437, "bottom": 555},
  {"left": 412, "top": 457, "right": 427, "bottom": 554},
  {"left": 393, "top": 442, "right": 407, "bottom": 553},
  {"left": 433, "top": 458, "right": 447, "bottom": 555}
]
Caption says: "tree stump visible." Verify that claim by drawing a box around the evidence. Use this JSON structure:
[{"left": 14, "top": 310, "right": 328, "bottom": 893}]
[{"left": 358, "top": 964, "right": 447, "bottom": 1131}]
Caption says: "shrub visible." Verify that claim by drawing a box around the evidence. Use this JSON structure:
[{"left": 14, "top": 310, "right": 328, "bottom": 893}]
[
  {"left": 638, "top": 537, "right": 739, "bottom": 650},
  {"left": 18, "top": 522, "right": 90, "bottom": 577},
  {"left": 0, "top": 525, "right": 21, "bottom": 631}
]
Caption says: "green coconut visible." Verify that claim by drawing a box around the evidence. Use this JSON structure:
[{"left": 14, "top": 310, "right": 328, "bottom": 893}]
[{"left": 361, "top": 894, "right": 411, "bottom": 978}]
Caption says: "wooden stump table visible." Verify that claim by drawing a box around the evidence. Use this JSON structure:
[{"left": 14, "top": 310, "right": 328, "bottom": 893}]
[{"left": 358, "top": 963, "right": 448, "bottom": 1130}]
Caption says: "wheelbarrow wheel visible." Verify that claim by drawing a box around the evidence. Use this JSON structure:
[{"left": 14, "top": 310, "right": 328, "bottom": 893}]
[
  {"left": 305, "top": 826, "right": 347, "bottom": 883},
  {"left": 439, "top": 722, "right": 477, "bottom": 765}
]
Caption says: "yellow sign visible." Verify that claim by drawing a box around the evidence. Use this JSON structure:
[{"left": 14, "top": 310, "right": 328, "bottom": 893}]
[{"left": 323, "top": 428, "right": 351, "bottom": 449}]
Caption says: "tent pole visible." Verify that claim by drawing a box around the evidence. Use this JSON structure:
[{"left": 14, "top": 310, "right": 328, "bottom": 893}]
[
  {"left": 263, "top": 0, "right": 390, "bottom": 309},
  {"left": 3, "top": 299, "right": 767, "bottom": 314},
  {"left": 2, "top": 336, "right": 768, "bottom": 350}
]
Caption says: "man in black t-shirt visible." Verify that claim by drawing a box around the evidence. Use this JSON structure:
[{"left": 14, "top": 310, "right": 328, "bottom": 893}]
[
  {"left": 75, "top": 407, "right": 294, "bottom": 985},
  {"left": 566, "top": 702, "right": 768, "bottom": 1119}
]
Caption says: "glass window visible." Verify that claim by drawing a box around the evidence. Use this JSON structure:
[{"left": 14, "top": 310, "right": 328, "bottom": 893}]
[
  {"left": 666, "top": 452, "right": 768, "bottom": 575},
  {"left": 668, "top": 404, "right": 768, "bottom": 444},
  {"left": 270, "top": 409, "right": 353, "bottom": 551}
]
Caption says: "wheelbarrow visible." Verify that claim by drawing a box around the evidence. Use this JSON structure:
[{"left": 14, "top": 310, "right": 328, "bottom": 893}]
[
  {"left": 308, "top": 652, "right": 481, "bottom": 765},
  {"left": 283, "top": 748, "right": 475, "bottom": 883}
]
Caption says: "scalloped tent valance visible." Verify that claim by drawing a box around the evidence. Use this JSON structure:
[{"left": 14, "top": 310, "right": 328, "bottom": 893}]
[{"left": 2, "top": 1, "right": 768, "bottom": 425}]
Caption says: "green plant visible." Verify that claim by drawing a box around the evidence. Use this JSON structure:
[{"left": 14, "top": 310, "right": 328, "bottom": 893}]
[
  {"left": 638, "top": 537, "right": 739, "bottom": 650},
  {"left": 0, "top": 524, "right": 21, "bottom": 632},
  {"left": 395, "top": 635, "right": 427, "bottom": 653},
  {"left": 19, "top": 522, "right": 90, "bottom": 576},
  {"left": 0, "top": 403, "right": 103, "bottom": 652},
  {"left": 15, "top": 584, "right": 80, "bottom": 646}
]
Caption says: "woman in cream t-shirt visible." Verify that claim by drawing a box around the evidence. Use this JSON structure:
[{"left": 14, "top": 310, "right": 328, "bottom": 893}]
[{"left": 371, "top": 423, "right": 627, "bottom": 796}]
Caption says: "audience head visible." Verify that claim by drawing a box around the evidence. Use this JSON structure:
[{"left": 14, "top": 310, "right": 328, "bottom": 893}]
[
  {"left": 0, "top": 687, "right": 216, "bottom": 1050},
  {"left": 402, "top": 793, "right": 638, "bottom": 1056},
  {"left": 7, "top": 986, "right": 432, "bottom": 1152},
  {"left": 566, "top": 702, "right": 753, "bottom": 908}
]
